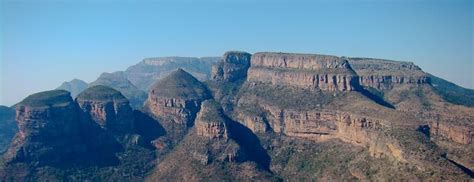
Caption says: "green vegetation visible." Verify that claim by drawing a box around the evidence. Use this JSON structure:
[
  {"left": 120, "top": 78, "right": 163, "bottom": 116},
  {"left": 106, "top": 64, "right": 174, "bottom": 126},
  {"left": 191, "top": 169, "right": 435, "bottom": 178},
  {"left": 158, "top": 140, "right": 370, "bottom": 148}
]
[
  {"left": 429, "top": 74, "right": 474, "bottom": 107},
  {"left": 151, "top": 69, "right": 210, "bottom": 100},
  {"left": 76, "top": 85, "right": 128, "bottom": 102},
  {"left": 18, "top": 90, "right": 72, "bottom": 107}
]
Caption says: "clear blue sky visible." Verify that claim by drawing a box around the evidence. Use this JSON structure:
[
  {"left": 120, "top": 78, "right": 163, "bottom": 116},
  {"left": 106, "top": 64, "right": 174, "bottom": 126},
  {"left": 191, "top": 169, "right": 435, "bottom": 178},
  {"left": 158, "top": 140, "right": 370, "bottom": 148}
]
[{"left": 1, "top": 0, "right": 473, "bottom": 106}]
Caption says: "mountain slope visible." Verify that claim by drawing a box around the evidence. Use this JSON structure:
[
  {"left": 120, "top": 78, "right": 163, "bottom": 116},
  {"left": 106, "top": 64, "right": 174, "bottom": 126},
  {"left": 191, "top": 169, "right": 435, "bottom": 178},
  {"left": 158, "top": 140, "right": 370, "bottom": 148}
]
[{"left": 55, "top": 79, "right": 88, "bottom": 98}]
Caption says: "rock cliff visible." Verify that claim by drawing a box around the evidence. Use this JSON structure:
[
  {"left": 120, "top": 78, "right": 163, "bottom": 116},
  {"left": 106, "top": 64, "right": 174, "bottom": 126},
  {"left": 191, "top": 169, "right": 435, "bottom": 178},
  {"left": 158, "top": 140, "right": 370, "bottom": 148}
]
[
  {"left": 0, "top": 106, "right": 18, "bottom": 154},
  {"left": 4, "top": 90, "right": 87, "bottom": 165},
  {"left": 211, "top": 51, "right": 252, "bottom": 82},
  {"left": 348, "top": 58, "right": 430, "bottom": 90},
  {"left": 144, "top": 69, "right": 211, "bottom": 144},
  {"left": 76, "top": 85, "right": 134, "bottom": 135},
  {"left": 247, "top": 52, "right": 358, "bottom": 91},
  {"left": 195, "top": 100, "right": 229, "bottom": 139}
]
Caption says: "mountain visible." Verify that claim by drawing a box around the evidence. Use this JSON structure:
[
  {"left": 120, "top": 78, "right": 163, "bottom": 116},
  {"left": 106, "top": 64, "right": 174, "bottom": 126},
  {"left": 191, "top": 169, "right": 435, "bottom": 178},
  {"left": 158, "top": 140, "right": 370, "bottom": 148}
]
[
  {"left": 55, "top": 79, "right": 88, "bottom": 98},
  {"left": 0, "top": 106, "right": 17, "bottom": 154},
  {"left": 125, "top": 57, "right": 220, "bottom": 91},
  {"left": 89, "top": 72, "right": 148, "bottom": 109},
  {"left": 429, "top": 74, "right": 474, "bottom": 107},
  {"left": 1, "top": 51, "right": 473, "bottom": 180}
]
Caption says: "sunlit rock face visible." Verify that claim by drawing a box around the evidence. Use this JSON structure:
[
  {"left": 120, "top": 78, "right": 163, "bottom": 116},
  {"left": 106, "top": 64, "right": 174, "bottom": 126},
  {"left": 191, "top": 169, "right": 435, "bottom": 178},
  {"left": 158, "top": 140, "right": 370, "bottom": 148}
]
[
  {"left": 76, "top": 85, "right": 134, "bottom": 135},
  {"left": 211, "top": 51, "right": 252, "bottom": 82},
  {"left": 247, "top": 52, "right": 358, "bottom": 91}
]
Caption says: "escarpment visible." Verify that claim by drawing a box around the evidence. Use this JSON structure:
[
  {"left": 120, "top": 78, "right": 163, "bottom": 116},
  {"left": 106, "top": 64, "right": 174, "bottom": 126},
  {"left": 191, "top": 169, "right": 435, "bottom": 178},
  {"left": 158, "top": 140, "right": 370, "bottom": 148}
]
[
  {"left": 348, "top": 58, "right": 430, "bottom": 90},
  {"left": 247, "top": 52, "right": 358, "bottom": 91},
  {"left": 211, "top": 51, "right": 252, "bottom": 82},
  {"left": 76, "top": 85, "right": 134, "bottom": 135},
  {"left": 4, "top": 90, "right": 86, "bottom": 164}
]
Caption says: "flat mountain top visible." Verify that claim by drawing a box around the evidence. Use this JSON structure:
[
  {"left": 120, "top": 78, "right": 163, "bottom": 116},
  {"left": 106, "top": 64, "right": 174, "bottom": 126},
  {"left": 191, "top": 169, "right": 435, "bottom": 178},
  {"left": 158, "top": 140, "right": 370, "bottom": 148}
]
[
  {"left": 76, "top": 85, "right": 128, "bottom": 102},
  {"left": 18, "top": 90, "right": 72, "bottom": 107}
]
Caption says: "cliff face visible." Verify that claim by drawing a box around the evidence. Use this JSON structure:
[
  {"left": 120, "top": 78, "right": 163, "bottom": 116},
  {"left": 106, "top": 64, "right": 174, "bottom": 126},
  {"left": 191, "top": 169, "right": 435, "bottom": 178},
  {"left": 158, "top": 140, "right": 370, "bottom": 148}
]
[
  {"left": 4, "top": 90, "right": 86, "bottom": 164},
  {"left": 144, "top": 69, "right": 211, "bottom": 144},
  {"left": 195, "top": 100, "right": 229, "bottom": 139},
  {"left": 211, "top": 51, "right": 252, "bottom": 82},
  {"left": 76, "top": 85, "right": 134, "bottom": 134},
  {"left": 236, "top": 98, "right": 403, "bottom": 161},
  {"left": 0, "top": 106, "right": 17, "bottom": 154},
  {"left": 348, "top": 58, "right": 430, "bottom": 90},
  {"left": 247, "top": 52, "right": 358, "bottom": 91}
]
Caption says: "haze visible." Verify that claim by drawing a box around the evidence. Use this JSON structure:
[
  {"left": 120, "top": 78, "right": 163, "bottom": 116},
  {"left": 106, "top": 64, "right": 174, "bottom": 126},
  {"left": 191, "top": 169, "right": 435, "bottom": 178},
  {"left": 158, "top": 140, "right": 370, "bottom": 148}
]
[{"left": 0, "top": 0, "right": 473, "bottom": 106}]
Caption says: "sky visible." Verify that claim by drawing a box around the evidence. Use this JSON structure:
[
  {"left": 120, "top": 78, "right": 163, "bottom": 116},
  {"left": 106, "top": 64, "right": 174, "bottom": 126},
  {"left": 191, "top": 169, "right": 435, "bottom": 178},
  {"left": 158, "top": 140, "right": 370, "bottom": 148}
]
[{"left": 0, "top": 0, "right": 473, "bottom": 106}]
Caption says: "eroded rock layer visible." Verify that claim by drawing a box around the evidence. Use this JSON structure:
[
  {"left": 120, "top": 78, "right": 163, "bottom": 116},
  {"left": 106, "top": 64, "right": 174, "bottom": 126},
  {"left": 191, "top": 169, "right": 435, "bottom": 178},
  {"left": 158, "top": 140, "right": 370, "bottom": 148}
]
[
  {"left": 76, "top": 85, "right": 134, "bottom": 134},
  {"left": 247, "top": 52, "right": 358, "bottom": 91},
  {"left": 195, "top": 100, "right": 229, "bottom": 139},
  {"left": 145, "top": 69, "right": 211, "bottom": 130},
  {"left": 211, "top": 51, "right": 252, "bottom": 82},
  {"left": 5, "top": 90, "right": 86, "bottom": 164},
  {"left": 348, "top": 58, "right": 430, "bottom": 90}
]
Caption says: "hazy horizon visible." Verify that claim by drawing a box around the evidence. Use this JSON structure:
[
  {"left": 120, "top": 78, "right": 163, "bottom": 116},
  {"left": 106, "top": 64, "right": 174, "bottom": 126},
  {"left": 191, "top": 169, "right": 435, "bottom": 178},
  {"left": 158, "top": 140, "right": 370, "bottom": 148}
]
[{"left": 1, "top": 0, "right": 473, "bottom": 106}]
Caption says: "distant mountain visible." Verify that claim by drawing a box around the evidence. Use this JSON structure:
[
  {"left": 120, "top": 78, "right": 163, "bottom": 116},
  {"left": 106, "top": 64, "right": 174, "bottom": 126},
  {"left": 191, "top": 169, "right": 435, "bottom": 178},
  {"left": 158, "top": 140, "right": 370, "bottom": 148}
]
[
  {"left": 89, "top": 72, "right": 148, "bottom": 109},
  {"left": 55, "top": 79, "right": 88, "bottom": 98},
  {"left": 0, "top": 106, "right": 16, "bottom": 154},
  {"left": 125, "top": 56, "right": 220, "bottom": 91},
  {"left": 429, "top": 74, "right": 474, "bottom": 107}
]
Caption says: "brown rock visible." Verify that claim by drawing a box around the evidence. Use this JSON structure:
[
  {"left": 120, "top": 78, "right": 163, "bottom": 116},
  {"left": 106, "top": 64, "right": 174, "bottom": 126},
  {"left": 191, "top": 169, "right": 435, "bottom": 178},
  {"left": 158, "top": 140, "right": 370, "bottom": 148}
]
[
  {"left": 211, "top": 51, "right": 252, "bottom": 82},
  {"left": 195, "top": 100, "right": 229, "bottom": 139},
  {"left": 76, "top": 85, "right": 134, "bottom": 134},
  {"left": 247, "top": 52, "right": 358, "bottom": 91},
  {"left": 5, "top": 90, "right": 86, "bottom": 164},
  {"left": 348, "top": 58, "right": 430, "bottom": 90}
]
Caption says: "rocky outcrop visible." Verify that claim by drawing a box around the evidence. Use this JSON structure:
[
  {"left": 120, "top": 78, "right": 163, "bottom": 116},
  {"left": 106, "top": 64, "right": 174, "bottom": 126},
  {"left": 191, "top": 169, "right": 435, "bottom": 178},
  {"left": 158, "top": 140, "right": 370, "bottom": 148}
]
[
  {"left": 211, "top": 51, "right": 252, "bottom": 82},
  {"left": 145, "top": 69, "right": 211, "bottom": 130},
  {"left": 348, "top": 58, "right": 430, "bottom": 90},
  {"left": 76, "top": 85, "right": 134, "bottom": 134},
  {"left": 4, "top": 90, "right": 86, "bottom": 164},
  {"left": 195, "top": 100, "right": 229, "bottom": 139},
  {"left": 247, "top": 52, "right": 358, "bottom": 91},
  {"left": 429, "top": 121, "right": 472, "bottom": 144},
  {"left": 236, "top": 98, "right": 406, "bottom": 161}
]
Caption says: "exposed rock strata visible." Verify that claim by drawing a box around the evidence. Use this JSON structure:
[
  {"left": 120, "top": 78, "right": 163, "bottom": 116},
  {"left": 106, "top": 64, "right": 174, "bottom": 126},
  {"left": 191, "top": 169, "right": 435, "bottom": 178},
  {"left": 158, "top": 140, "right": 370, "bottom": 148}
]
[
  {"left": 247, "top": 52, "right": 358, "bottom": 91},
  {"left": 195, "top": 100, "right": 229, "bottom": 139},
  {"left": 348, "top": 58, "right": 430, "bottom": 90},
  {"left": 76, "top": 85, "right": 134, "bottom": 134},
  {"left": 5, "top": 90, "right": 86, "bottom": 164},
  {"left": 144, "top": 69, "right": 211, "bottom": 143},
  {"left": 211, "top": 51, "right": 252, "bottom": 82}
]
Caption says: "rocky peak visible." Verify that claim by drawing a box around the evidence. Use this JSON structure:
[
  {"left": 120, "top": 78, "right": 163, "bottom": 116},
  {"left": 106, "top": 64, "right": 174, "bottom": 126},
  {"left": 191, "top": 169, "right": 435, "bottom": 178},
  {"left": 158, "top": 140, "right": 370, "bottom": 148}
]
[
  {"left": 5, "top": 90, "right": 85, "bottom": 164},
  {"left": 76, "top": 85, "right": 134, "bottom": 134},
  {"left": 145, "top": 69, "right": 211, "bottom": 132},
  {"left": 211, "top": 51, "right": 252, "bottom": 82},
  {"left": 195, "top": 100, "right": 229, "bottom": 139},
  {"left": 247, "top": 52, "right": 358, "bottom": 91}
]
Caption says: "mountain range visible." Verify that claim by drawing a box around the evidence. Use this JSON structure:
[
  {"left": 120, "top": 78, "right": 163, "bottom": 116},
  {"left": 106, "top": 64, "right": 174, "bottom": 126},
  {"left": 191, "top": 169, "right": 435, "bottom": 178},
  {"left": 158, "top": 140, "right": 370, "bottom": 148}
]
[{"left": 0, "top": 51, "right": 473, "bottom": 181}]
